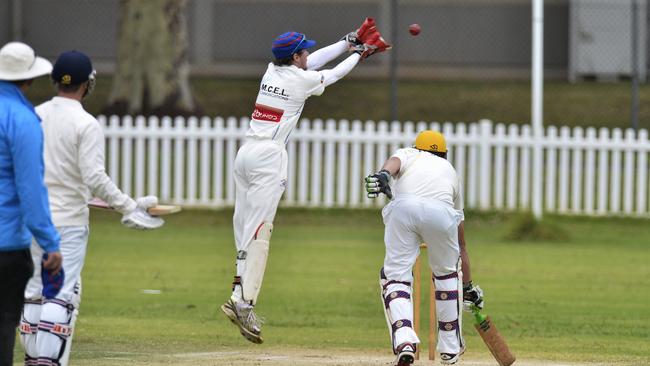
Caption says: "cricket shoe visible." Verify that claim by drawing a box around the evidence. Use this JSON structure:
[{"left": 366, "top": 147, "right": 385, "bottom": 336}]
[
  {"left": 220, "top": 298, "right": 264, "bottom": 344},
  {"left": 394, "top": 342, "right": 416, "bottom": 366},
  {"left": 440, "top": 345, "right": 466, "bottom": 365}
]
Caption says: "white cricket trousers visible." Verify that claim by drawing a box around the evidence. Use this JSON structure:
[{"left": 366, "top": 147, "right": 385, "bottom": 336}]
[
  {"left": 233, "top": 139, "right": 287, "bottom": 276},
  {"left": 381, "top": 195, "right": 464, "bottom": 355},
  {"left": 21, "top": 225, "right": 88, "bottom": 365}
]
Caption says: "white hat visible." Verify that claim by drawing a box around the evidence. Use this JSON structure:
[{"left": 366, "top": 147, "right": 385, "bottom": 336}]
[{"left": 0, "top": 42, "right": 52, "bottom": 81}]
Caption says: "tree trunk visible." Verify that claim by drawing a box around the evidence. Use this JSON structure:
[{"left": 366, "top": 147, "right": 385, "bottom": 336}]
[{"left": 104, "top": 0, "right": 198, "bottom": 116}]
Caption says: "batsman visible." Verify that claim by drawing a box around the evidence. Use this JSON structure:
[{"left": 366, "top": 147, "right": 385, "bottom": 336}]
[
  {"left": 18, "top": 50, "right": 164, "bottom": 366},
  {"left": 221, "top": 19, "right": 390, "bottom": 344},
  {"left": 365, "top": 131, "right": 484, "bottom": 366}
]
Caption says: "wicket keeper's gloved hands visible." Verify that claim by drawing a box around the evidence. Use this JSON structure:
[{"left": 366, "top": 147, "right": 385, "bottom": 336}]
[
  {"left": 365, "top": 169, "right": 393, "bottom": 199},
  {"left": 463, "top": 281, "right": 484, "bottom": 311},
  {"left": 341, "top": 17, "right": 377, "bottom": 49},
  {"left": 121, "top": 196, "right": 164, "bottom": 230}
]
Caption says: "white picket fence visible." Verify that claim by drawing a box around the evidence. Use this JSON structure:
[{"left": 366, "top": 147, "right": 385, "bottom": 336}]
[{"left": 98, "top": 115, "right": 650, "bottom": 217}]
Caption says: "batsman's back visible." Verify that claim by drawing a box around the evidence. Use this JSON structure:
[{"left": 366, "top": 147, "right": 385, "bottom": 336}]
[{"left": 392, "top": 148, "right": 462, "bottom": 209}]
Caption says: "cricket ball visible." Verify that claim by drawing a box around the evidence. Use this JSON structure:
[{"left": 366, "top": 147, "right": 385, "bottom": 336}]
[{"left": 409, "top": 23, "right": 421, "bottom": 36}]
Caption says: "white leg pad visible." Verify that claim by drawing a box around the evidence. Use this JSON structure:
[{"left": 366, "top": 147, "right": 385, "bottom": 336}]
[
  {"left": 241, "top": 222, "right": 272, "bottom": 305},
  {"left": 380, "top": 268, "right": 420, "bottom": 354},
  {"left": 434, "top": 270, "right": 463, "bottom": 355},
  {"left": 36, "top": 298, "right": 78, "bottom": 366},
  {"left": 19, "top": 299, "right": 42, "bottom": 361}
]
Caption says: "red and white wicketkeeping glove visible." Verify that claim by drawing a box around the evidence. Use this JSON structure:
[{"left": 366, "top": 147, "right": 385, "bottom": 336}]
[
  {"left": 354, "top": 32, "right": 392, "bottom": 59},
  {"left": 342, "top": 17, "right": 378, "bottom": 49}
]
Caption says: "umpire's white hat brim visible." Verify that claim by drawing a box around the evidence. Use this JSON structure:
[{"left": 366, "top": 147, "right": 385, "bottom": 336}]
[{"left": 0, "top": 42, "right": 53, "bottom": 81}]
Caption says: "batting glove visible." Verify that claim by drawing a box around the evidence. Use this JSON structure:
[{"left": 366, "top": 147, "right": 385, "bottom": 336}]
[
  {"left": 463, "top": 281, "right": 484, "bottom": 311},
  {"left": 121, "top": 195, "right": 164, "bottom": 230},
  {"left": 365, "top": 169, "right": 393, "bottom": 199}
]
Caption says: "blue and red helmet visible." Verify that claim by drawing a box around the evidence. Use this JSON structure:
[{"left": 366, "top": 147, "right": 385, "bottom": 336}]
[{"left": 272, "top": 32, "right": 316, "bottom": 59}]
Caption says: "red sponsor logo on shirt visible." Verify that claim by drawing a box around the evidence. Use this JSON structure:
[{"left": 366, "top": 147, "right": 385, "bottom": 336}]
[{"left": 252, "top": 104, "right": 284, "bottom": 123}]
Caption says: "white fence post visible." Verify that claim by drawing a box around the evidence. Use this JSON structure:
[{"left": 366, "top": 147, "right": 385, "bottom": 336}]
[
  {"left": 571, "top": 127, "right": 584, "bottom": 214},
  {"left": 545, "top": 126, "right": 558, "bottom": 212},
  {"left": 519, "top": 125, "right": 531, "bottom": 209},
  {"left": 323, "top": 120, "right": 337, "bottom": 208},
  {"left": 493, "top": 124, "right": 506, "bottom": 209},
  {"left": 558, "top": 126, "right": 571, "bottom": 214},
  {"left": 147, "top": 116, "right": 160, "bottom": 198},
  {"left": 623, "top": 129, "right": 635, "bottom": 214},
  {"left": 479, "top": 120, "right": 492, "bottom": 210},
  {"left": 584, "top": 128, "right": 597, "bottom": 215},
  {"left": 597, "top": 128, "right": 610, "bottom": 215},
  {"left": 636, "top": 129, "right": 648, "bottom": 214}
]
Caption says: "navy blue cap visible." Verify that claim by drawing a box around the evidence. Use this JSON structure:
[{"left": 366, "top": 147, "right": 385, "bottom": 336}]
[
  {"left": 272, "top": 32, "right": 316, "bottom": 59},
  {"left": 52, "top": 50, "right": 93, "bottom": 85}
]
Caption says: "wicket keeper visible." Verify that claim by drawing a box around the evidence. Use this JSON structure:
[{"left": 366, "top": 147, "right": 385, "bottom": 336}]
[{"left": 221, "top": 19, "right": 390, "bottom": 344}]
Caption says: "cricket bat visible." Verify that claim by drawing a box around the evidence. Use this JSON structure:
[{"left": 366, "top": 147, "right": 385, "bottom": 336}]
[
  {"left": 88, "top": 198, "right": 181, "bottom": 216},
  {"left": 470, "top": 305, "right": 516, "bottom": 366}
]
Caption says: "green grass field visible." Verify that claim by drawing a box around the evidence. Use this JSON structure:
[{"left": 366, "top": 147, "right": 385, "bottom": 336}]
[
  {"left": 23, "top": 76, "right": 650, "bottom": 130},
  {"left": 12, "top": 208, "right": 650, "bottom": 365}
]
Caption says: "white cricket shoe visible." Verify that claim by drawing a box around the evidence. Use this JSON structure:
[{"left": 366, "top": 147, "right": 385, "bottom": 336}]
[{"left": 220, "top": 298, "right": 264, "bottom": 344}]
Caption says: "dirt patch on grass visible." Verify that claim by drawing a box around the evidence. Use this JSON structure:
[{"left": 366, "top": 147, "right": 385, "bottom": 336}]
[{"left": 79, "top": 349, "right": 611, "bottom": 366}]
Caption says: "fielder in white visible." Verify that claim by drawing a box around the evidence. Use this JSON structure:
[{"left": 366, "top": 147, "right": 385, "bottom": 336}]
[
  {"left": 221, "top": 20, "right": 391, "bottom": 343},
  {"left": 19, "top": 51, "right": 164, "bottom": 366},
  {"left": 365, "top": 131, "right": 484, "bottom": 366}
]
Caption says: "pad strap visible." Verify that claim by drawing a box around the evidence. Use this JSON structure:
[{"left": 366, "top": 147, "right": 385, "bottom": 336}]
[
  {"left": 438, "top": 319, "right": 460, "bottom": 331},
  {"left": 38, "top": 320, "right": 72, "bottom": 338},
  {"left": 435, "top": 290, "right": 459, "bottom": 301},
  {"left": 232, "top": 276, "right": 242, "bottom": 291},
  {"left": 35, "top": 357, "right": 60, "bottom": 366},
  {"left": 20, "top": 320, "right": 38, "bottom": 335},
  {"left": 383, "top": 291, "right": 410, "bottom": 308},
  {"left": 391, "top": 319, "right": 413, "bottom": 333},
  {"left": 434, "top": 272, "right": 459, "bottom": 280}
]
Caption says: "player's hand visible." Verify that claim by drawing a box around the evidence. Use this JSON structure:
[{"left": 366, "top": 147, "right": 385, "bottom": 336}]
[
  {"left": 355, "top": 17, "right": 378, "bottom": 44},
  {"left": 365, "top": 169, "right": 393, "bottom": 199},
  {"left": 136, "top": 195, "right": 159, "bottom": 209},
  {"left": 341, "top": 32, "right": 360, "bottom": 49},
  {"left": 42, "top": 251, "right": 63, "bottom": 275},
  {"left": 463, "top": 281, "right": 484, "bottom": 311},
  {"left": 121, "top": 195, "right": 164, "bottom": 230}
]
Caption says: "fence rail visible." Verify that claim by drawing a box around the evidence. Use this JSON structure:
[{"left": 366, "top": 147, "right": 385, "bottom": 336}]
[{"left": 98, "top": 116, "right": 650, "bottom": 217}]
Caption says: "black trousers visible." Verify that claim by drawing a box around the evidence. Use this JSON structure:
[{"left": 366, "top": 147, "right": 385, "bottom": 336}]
[{"left": 0, "top": 249, "right": 34, "bottom": 366}]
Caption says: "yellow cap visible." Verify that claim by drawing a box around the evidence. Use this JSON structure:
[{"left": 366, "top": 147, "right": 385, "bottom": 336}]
[{"left": 414, "top": 130, "right": 447, "bottom": 153}]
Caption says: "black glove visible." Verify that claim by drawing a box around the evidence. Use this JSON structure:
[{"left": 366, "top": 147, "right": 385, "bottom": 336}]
[
  {"left": 463, "top": 281, "right": 484, "bottom": 311},
  {"left": 364, "top": 169, "right": 393, "bottom": 199}
]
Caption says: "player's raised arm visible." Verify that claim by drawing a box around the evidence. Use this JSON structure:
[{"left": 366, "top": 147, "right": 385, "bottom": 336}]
[
  {"left": 306, "top": 17, "right": 378, "bottom": 71},
  {"left": 318, "top": 24, "right": 391, "bottom": 87}
]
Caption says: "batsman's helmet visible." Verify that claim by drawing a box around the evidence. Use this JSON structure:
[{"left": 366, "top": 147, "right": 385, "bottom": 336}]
[{"left": 414, "top": 130, "right": 447, "bottom": 153}]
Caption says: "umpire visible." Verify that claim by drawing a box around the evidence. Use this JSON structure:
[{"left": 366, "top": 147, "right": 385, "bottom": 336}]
[{"left": 0, "top": 42, "right": 62, "bottom": 365}]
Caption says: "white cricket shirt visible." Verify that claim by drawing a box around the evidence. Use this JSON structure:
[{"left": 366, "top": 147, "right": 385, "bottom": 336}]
[
  {"left": 37, "top": 97, "right": 136, "bottom": 226},
  {"left": 247, "top": 63, "right": 325, "bottom": 145},
  {"left": 392, "top": 147, "right": 464, "bottom": 218}
]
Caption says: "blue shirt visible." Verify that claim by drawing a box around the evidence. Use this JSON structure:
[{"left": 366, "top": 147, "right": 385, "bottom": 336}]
[{"left": 0, "top": 81, "right": 60, "bottom": 253}]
